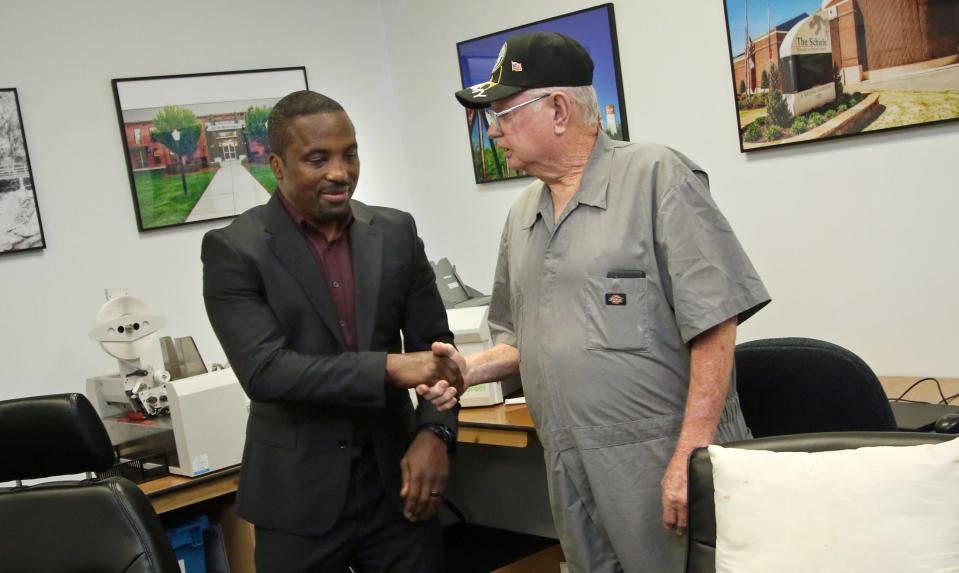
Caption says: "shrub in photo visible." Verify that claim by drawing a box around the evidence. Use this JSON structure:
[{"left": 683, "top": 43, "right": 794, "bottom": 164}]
[{"left": 744, "top": 122, "right": 763, "bottom": 142}]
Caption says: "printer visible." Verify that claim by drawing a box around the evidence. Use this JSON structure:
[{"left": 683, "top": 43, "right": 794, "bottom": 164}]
[{"left": 434, "top": 261, "right": 521, "bottom": 407}]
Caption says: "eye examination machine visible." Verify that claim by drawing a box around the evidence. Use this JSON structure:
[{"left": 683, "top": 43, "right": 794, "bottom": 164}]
[{"left": 86, "top": 290, "right": 248, "bottom": 477}]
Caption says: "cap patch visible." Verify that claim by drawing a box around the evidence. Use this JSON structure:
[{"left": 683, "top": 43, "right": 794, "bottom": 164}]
[
  {"left": 492, "top": 43, "right": 507, "bottom": 73},
  {"left": 511, "top": 61, "right": 523, "bottom": 72}
]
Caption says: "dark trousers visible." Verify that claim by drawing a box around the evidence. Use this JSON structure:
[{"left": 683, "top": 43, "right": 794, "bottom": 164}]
[{"left": 254, "top": 449, "right": 443, "bottom": 573}]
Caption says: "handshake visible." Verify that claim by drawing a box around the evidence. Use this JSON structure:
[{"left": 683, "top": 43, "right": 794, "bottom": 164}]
[{"left": 386, "top": 342, "right": 465, "bottom": 411}]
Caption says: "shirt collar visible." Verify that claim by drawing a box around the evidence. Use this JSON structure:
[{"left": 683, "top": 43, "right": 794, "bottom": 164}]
[
  {"left": 277, "top": 189, "right": 354, "bottom": 240},
  {"left": 518, "top": 132, "right": 613, "bottom": 229}
]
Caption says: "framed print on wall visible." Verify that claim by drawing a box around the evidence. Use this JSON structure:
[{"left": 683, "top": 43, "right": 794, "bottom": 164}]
[
  {"left": 112, "top": 67, "right": 308, "bottom": 231},
  {"left": 0, "top": 88, "right": 45, "bottom": 255},
  {"left": 723, "top": 0, "right": 959, "bottom": 152},
  {"left": 456, "top": 3, "right": 629, "bottom": 184}
]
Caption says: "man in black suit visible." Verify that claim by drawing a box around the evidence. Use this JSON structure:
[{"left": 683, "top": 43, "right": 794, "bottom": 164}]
[{"left": 201, "top": 90, "right": 462, "bottom": 572}]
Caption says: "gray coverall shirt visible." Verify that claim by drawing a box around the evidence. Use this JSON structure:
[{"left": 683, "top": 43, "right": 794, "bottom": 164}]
[{"left": 486, "top": 132, "right": 770, "bottom": 573}]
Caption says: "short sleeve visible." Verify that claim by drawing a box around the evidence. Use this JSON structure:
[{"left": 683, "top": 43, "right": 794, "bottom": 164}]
[
  {"left": 655, "top": 173, "right": 770, "bottom": 343},
  {"left": 487, "top": 219, "right": 517, "bottom": 348}
]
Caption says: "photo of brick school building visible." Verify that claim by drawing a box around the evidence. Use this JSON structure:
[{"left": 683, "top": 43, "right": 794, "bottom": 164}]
[{"left": 733, "top": 0, "right": 959, "bottom": 94}]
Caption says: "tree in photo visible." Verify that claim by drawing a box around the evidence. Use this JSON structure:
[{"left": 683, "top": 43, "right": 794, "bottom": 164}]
[
  {"left": 151, "top": 106, "right": 202, "bottom": 171},
  {"left": 766, "top": 64, "right": 792, "bottom": 129},
  {"left": 761, "top": 70, "right": 769, "bottom": 91},
  {"left": 243, "top": 105, "right": 272, "bottom": 163}
]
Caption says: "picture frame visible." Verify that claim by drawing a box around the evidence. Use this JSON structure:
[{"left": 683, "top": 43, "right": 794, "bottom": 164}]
[
  {"left": 112, "top": 67, "right": 308, "bottom": 231},
  {"left": 456, "top": 4, "right": 629, "bottom": 184},
  {"left": 0, "top": 88, "right": 46, "bottom": 256},
  {"left": 723, "top": 0, "right": 959, "bottom": 152}
]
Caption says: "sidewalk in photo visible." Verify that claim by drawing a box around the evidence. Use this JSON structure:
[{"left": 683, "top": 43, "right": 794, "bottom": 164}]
[
  {"left": 853, "top": 63, "right": 959, "bottom": 92},
  {"left": 185, "top": 160, "right": 270, "bottom": 223}
]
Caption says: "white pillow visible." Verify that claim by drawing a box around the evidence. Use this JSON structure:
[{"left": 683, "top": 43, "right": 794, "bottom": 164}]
[{"left": 708, "top": 437, "right": 959, "bottom": 573}]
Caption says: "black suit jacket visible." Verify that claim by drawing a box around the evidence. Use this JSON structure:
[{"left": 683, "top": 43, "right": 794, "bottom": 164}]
[{"left": 201, "top": 194, "right": 456, "bottom": 536}]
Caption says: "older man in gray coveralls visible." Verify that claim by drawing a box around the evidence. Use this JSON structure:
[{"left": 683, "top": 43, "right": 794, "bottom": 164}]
[{"left": 422, "top": 32, "right": 770, "bottom": 573}]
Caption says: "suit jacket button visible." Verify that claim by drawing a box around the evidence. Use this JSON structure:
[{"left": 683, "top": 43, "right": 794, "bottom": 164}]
[{"left": 337, "top": 440, "right": 348, "bottom": 449}]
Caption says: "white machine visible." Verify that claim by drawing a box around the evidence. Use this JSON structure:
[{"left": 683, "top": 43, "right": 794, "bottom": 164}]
[
  {"left": 86, "top": 291, "right": 249, "bottom": 477},
  {"left": 447, "top": 305, "right": 521, "bottom": 407}
]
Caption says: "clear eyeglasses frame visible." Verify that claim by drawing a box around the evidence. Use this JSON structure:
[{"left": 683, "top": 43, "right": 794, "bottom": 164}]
[{"left": 483, "top": 93, "right": 551, "bottom": 131}]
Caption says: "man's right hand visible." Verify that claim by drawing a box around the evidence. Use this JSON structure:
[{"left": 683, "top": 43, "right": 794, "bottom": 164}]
[
  {"left": 415, "top": 342, "right": 466, "bottom": 411},
  {"left": 386, "top": 347, "right": 464, "bottom": 394}
]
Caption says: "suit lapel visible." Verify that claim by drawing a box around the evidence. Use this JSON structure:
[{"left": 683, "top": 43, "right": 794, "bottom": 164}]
[
  {"left": 264, "top": 195, "right": 347, "bottom": 349},
  {"left": 350, "top": 201, "right": 382, "bottom": 352}
]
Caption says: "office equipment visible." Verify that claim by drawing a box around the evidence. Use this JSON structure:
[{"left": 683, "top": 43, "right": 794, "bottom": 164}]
[
  {"left": 87, "top": 291, "right": 249, "bottom": 477},
  {"left": 447, "top": 305, "right": 521, "bottom": 407},
  {"left": 0, "top": 393, "right": 180, "bottom": 572},
  {"left": 888, "top": 401, "right": 959, "bottom": 432},
  {"left": 686, "top": 432, "right": 958, "bottom": 573},
  {"left": 935, "top": 412, "right": 959, "bottom": 434},
  {"left": 735, "top": 337, "right": 897, "bottom": 436},
  {"left": 432, "top": 257, "right": 491, "bottom": 308}
]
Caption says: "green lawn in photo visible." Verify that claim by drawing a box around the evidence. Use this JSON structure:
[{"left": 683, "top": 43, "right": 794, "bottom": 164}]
[
  {"left": 863, "top": 90, "right": 959, "bottom": 132},
  {"left": 738, "top": 107, "right": 767, "bottom": 128},
  {"left": 134, "top": 168, "right": 217, "bottom": 228},
  {"left": 246, "top": 164, "right": 276, "bottom": 194}
]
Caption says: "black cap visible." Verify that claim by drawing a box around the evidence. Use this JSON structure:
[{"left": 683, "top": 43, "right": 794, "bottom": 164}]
[{"left": 455, "top": 32, "right": 594, "bottom": 109}]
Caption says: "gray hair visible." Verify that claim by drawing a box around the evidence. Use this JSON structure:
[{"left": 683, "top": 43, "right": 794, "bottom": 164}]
[{"left": 530, "top": 85, "right": 600, "bottom": 129}]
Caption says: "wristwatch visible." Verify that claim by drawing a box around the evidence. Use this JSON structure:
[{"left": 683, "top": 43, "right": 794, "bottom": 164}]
[{"left": 420, "top": 423, "right": 456, "bottom": 454}]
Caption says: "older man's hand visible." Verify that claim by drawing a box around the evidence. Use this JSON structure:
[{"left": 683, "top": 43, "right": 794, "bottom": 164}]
[
  {"left": 661, "top": 450, "right": 691, "bottom": 536},
  {"left": 415, "top": 342, "right": 466, "bottom": 411}
]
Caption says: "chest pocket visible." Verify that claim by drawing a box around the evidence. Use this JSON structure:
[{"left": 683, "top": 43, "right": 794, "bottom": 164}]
[{"left": 583, "top": 275, "right": 649, "bottom": 352}]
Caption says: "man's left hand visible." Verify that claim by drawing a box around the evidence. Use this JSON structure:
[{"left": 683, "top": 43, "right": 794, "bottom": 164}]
[
  {"left": 661, "top": 450, "right": 691, "bottom": 535},
  {"left": 400, "top": 430, "right": 449, "bottom": 522}
]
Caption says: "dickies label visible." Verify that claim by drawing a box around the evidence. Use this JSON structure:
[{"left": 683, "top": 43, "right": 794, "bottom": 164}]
[{"left": 605, "top": 293, "right": 627, "bottom": 306}]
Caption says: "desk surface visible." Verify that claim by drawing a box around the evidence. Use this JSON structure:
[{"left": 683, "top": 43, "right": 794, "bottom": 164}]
[
  {"left": 878, "top": 376, "right": 959, "bottom": 405},
  {"left": 140, "top": 466, "right": 240, "bottom": 514}
]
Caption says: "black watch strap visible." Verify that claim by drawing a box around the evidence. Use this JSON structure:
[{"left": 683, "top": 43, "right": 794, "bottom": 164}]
[{"left": 420, "top": 423, "right": 456, "bottom": 454}]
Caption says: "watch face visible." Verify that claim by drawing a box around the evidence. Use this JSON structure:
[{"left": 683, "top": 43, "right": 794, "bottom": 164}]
[{"left": 426, "top": 424, "right": 453, "bottom": 446}]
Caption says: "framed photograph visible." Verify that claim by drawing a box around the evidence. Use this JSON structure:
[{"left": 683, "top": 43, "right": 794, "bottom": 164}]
[
  {"left": 456, "top": 4, "right": 629, "bottom": 184},
  {"left": 0, "top": 88, "right": 45, "bottom": 255},
  {"left": 723, "top": 0, "right": 959, "bottom": 152},
  {"left": 112, "top": 67, "right": 308, "bottom": 231}
]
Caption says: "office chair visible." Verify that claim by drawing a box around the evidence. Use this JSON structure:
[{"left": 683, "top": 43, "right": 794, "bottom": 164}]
[
  {"left": 685, "top": 431, "right": 956, "bottom": 573},
  {"left": 0, "top": 393, "right": 180, "bottom": 573},
  {"left": 734, "top": 337, "right": 897, "bottom": 437}
]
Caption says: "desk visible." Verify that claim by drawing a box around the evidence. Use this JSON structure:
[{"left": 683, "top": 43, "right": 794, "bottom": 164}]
[
  {"left": 139, "top": 466, "right": 254, "bottom": 573},
  {"left": 139, "top": 403, "right": 559, "bottom": 573},
  {"left": 458, "top": 402, "right": 536, "bottom": 447}
]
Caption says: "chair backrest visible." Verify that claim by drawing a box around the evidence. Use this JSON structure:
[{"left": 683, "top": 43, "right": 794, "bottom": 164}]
[
  {"left": 0, "top": 393, "right": 180, "bottom": 573},
  {"left": 735, "top": 337, "right": 897, "bottom": 437},
  {"left": 685, "top": 431, "right": 954, "bottom": 573}
]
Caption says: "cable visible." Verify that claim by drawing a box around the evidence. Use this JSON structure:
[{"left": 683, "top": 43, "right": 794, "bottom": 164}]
[
  {"left": 893, "top": 377, "right": 946, "bottom": 404},
  {"left": 940, "top": 390, "right": 959, "bottom": 405}
]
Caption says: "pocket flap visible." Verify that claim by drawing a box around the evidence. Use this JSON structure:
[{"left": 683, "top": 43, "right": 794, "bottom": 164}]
[{"left": 247, "top": 412, "right": 297, "bottom": 449}]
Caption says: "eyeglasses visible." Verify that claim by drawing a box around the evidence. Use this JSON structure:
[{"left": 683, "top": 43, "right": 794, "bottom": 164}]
[{"left": 483, "top": 93, "right": 551, "bottom": 131}]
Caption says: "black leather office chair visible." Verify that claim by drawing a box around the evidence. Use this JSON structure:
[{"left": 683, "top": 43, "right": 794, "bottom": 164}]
[
  {"left": 685, "top": 431, "right": 955, "bottom": 573},
  {"left": 0, "top": 393, "right": 180, "bottom": 573},
  {"left": 735, "top": 337, "right": 897, "bottom": 437}
]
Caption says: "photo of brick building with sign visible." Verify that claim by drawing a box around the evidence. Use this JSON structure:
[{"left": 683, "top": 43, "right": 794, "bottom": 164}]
[
  {"left": 725, "top": 0, "right": 959, "bottom": 151},
  {"left": 112, "top": 67, "right": 306, "bottom": 231}
]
